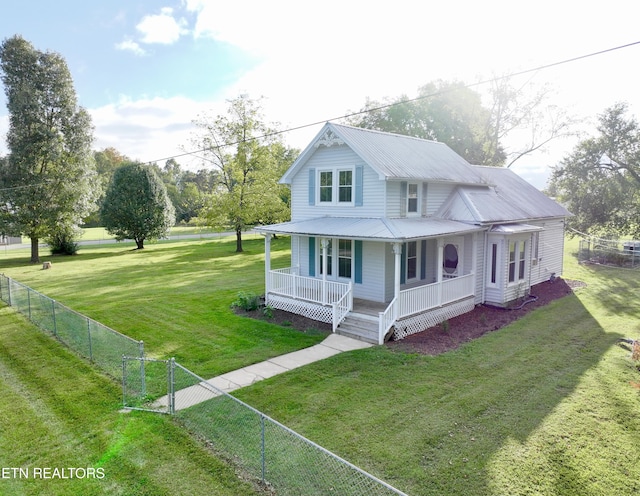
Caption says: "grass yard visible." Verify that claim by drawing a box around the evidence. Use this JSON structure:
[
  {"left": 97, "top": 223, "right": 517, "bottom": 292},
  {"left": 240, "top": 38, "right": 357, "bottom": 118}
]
[
  {"left": 0, "top": 235, "right": 327, "bottom": 378},
  {"left": 231, "top": 238, "right": 640, "bottom": 495},
  {"left": 0, "top": 306, "right": 258, "bottom": 495},
  {"left": 2, "top": 235, "right": 640, "bottom": 495}
]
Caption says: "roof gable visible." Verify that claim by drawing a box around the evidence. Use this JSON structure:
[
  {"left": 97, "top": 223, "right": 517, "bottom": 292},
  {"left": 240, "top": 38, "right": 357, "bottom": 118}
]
[
  {"left": 436, "top": 166, "right": 571, "bottom": 223},
  {"left": 281, "top": 122, "right": 488, "bottom": 185}
]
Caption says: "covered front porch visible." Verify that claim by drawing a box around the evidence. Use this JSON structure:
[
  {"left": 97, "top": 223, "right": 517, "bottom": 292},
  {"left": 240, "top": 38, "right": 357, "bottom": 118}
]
[{"left": 264, "top": 232, "right": 477, "bottom": 344}]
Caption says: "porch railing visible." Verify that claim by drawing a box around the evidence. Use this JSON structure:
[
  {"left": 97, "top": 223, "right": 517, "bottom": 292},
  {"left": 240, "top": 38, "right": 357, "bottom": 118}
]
[
  {"left": 267, "top": 268, "right": 353, "bottom": 330},
  {"left": 378, "top": 273, "right": 475, "bottom": 345}
]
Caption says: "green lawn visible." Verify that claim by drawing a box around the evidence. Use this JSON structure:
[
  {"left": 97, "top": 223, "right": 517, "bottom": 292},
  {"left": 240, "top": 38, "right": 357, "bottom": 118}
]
[
  {"left": 2, "top": 235, "right": 640, "bottom": 495},
  {"left": 0, "top": 306, "right": 257, "bottom": 496},
  {"left": 231, "top": 239, "right": 640, "bottom": 495},
  {"left": 0, "top": 235, "right": 327, "bottom": 378}
]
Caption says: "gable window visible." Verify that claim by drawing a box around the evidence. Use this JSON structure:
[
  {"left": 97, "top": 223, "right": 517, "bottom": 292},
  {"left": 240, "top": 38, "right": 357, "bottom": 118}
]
[
  {"left": 407, "top": 183, "right": 419, "bottom": 214},
  {"left": 319, "top": 171, "right": 333, "bottom": 202},
  {"left": 318, "top": 168, "right": 354, "bottom": 204}
]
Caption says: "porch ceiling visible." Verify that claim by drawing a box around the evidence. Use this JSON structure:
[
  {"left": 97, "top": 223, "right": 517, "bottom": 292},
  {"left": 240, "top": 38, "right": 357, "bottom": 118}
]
[{"left": 257, "top": 216, "right": 484, "bottom": 241}]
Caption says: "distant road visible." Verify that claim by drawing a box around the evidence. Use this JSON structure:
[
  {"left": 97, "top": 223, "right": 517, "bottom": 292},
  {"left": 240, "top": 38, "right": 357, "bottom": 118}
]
[{"left": 1, "top": 230, "right": 259, "bottom": 251}]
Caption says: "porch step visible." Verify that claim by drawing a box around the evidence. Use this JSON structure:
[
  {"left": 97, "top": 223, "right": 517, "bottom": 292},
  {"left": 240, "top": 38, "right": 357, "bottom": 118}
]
[{"left": 336, "top": 313, "right": 379, "bottom": 345}]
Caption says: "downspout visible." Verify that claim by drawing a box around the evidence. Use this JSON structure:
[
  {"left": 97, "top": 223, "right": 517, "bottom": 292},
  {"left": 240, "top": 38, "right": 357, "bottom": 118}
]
[{"left": 482, "top": 228, "right": 491, "bottom": 304}]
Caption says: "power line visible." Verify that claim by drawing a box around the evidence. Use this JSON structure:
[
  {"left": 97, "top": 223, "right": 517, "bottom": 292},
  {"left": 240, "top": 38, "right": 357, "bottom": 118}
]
[{"left": 144, "top": 39, "right": 640, "bottom": 167}]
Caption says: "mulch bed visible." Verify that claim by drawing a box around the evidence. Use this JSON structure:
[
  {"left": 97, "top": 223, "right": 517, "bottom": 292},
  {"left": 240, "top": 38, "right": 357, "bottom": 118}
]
[
  {"left": 238, "top": 278, "right": 584, "bottom": 355},
  {"left": 387, "top": 278, "right": 584, "bottom": 355}
]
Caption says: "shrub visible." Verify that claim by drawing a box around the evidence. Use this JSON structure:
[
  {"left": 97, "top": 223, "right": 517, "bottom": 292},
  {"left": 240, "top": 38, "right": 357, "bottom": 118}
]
[
  {"left": 231, "top": 291, "right": 261, "bottom": 311},
  {"left": 47, "top": 227, "right": 80, "bottom": 255}
]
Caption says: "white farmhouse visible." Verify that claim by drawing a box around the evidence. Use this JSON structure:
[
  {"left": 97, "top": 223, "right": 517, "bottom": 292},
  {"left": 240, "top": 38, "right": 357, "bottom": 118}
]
[{"left": 258, "top": 123, "right": 570, "bottom": 344}]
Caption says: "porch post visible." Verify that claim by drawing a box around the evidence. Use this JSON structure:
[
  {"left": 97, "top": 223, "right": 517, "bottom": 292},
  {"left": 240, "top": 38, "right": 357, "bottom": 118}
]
[
  {"left": 392, "top": 242, "right": 403, "bottom": 300},
  {"left": 437, "top": 238, "right": 444, "bottom": 305},
  {"left": 264, "top": 234, "right": 272, "bottom": 304},
  {"left": 321, "top": 238, "right": 329, "bottom": 305}
]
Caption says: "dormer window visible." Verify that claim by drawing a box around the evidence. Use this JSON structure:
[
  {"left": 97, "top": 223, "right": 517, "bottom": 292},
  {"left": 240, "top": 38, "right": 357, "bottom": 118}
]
[
  {"left": 407, "top": 183, "right": 419, "bottom": 214},
  {"left": 339, "top": 170, "right": 353, "bottom": 202},
  {"left": 320, "top": 171, "right": 333, "bottom": 202}
]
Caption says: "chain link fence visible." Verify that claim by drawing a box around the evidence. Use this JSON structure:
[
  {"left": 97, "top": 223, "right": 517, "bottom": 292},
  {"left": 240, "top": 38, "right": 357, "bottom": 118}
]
[
  {"left": 1, "top": 273, "right": 406, "bottom": 495},
  {"left": 0, "top": 274, "right": 144, "bottom": 378},
  {"left": 123, "top": 356, "right": 408, "bottom": 496},
  {"left": 578, "top": 238, "right": 640, "bottom": 268}
]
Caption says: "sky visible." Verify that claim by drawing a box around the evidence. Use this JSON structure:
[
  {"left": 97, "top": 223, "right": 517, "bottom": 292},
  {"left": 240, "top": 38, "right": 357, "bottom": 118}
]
[{"left": 1, "top": 0, "right": 640, "bottom": 189}]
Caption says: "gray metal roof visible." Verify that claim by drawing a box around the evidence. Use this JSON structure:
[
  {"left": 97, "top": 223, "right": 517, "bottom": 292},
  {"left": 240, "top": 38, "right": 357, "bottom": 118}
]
[
  {"left": 281, "top": 122, "right": 489, "bottom": 185},
  {"left": 436, "top": 166, "right": 571, "bottom": 224},
  {"left": 257, "top": 216, "right": 484, "bottom": 241}
]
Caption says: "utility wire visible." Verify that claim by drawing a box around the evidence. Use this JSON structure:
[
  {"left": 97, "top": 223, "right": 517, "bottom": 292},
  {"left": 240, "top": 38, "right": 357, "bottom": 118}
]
[{"left": 143, "top": 39, "right": 640, "bottom": 167}]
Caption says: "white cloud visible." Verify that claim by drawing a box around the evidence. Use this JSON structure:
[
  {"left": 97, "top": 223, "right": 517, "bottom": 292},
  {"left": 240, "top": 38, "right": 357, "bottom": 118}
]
[
  {"left": 115, "top": 39, "right": 147, "bottom": 56},
  {"left": 89, "top": 95, "right": 226, "bottom": 168},
  {"left": 136, "top": 7, "right": 188, "bottom": 45}
]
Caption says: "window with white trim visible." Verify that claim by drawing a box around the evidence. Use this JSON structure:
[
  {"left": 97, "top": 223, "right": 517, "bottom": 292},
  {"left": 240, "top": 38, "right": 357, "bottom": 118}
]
[
  {"left": 508, "top": 239, "right": 527, "bottom": 283},
  {"left": 406, "top": 241, "right": 418, "bottom": 280},
  {"left": 407, "top": 183, "right": 419, "bottom": 214},
  {"left": 338, "top": 239, "right": 352, "bottom": 278},
  {"left": 318, "top": 168, "right": 354, "bottom": 205}
]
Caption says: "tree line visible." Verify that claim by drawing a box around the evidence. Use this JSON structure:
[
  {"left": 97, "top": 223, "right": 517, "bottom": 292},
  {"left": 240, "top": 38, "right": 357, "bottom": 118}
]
[{"left": 1, "top": 34, "right": 636, "bottom": 263}]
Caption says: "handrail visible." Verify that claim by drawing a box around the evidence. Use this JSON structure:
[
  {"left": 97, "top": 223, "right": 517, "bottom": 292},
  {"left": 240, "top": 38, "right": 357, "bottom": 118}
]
[
  {"left": 378, "top": 297, "right": 397, "bottom": 345},
  {"left": 332, "top": 282, "right": 353, "bottom": 331}
]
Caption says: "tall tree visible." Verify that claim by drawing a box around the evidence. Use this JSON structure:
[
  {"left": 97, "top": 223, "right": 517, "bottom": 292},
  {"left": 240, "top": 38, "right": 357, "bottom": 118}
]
[
  {"left": 191, "top": 95, "right": 293, "bottom": 252},
  {"left": 347, "top": 78, "right": 574, "bottom": 167},
  {"left": 0, "top": 35, "right": 97, "bottom": 263},
  {"left": 100, "top": 162, "right": 175, "bottom": 249},
  {"left": 549, "top": 103, "right": 640, "bottom": 237}
]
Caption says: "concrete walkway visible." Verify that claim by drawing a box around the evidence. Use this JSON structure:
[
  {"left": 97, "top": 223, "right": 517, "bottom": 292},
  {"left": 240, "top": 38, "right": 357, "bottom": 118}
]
[{"left": 165, "top": 334, "right": 372, "bottom": 411}]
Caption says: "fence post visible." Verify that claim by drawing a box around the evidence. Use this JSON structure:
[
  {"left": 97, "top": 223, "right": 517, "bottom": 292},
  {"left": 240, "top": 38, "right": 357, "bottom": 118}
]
[
  {"left": 139, "top": 341, "right": 146, "bottom": 397},
  {"left": 261, "top": 414, "right": 266, "bottom": 484},
  {"left": 51, "top": 299, "right": 57, "bottom": 336},
  {"left": 27, "top": 289, "right": 31, "bottom": 320},
  {"left": 7, "top": 277, "right": 11, "bottom": 307},
  {"left": 122, "top": 355, "right": 127, "bottom": 408},
  {"left": 87, "top": 318, "right": 93, "bottom": 362},
  {"left": 168, "top": 358, "right": 175, "bottom": 415}
]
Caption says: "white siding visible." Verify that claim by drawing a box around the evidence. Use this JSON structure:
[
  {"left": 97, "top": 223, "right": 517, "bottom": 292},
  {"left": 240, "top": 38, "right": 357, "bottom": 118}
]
[
  {"left": 426, "top": 183, "right": 455, "bottom": 216},
  {"left": 385, "top": 181, "right": 402, "bottom": 217},
  {"left": 355, "top": 241, "right": 386, "bottom": 302},
  {"left": 290, "top": 145, "right": 385, "bottom": 221},
  {"left": 530, "top": 218, "right": 566, "bottom": 285}
]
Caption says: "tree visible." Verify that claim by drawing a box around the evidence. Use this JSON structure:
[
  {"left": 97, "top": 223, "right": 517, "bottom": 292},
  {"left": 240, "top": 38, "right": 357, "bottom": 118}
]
[
  {"left": 0, "top": 35, "right": 97, "bottom": 263},
  {"left": 549, "top": 103, "right": 640, "bottom": 237},
  {"left": 191, "top": 95, "right": 294, "bottom": 252},
  {"left": 347, "top": 78, "right": 574, "bottom": 168},
  {"left": 100, "top": 162, "right": 175, "bottom": 249}
]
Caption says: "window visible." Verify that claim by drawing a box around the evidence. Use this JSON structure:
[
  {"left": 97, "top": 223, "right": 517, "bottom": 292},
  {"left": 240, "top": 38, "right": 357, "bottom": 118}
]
[
  {"left": 508, "top": 241, "right": 516, "bottom": 283},
  {"left": 407, "top": 183, "right": 418, "bottom": 213},
  {"left": 339, "top": 170, "right": 352, "bottom": 202},
  {"left": 518, "top": 242, "right": 526, "bottom": 281},
  {"left": 338, "top": 239, "right": 352, "bottom": 278},
  {"left": 490, "top": 243, "right": 498, "bottom": 284},
  {"left": 319, "top": 171, "right": 333, "bottom": 202},
  {"left": 319, "top": 239, "right": 332, "bottom": 276},
  {"left": 508, "top": 239, "right": 527, "bottom": 283},
  {"left": 443, "top": 243, "right": 459, "bottom": 277},
  {"left": 318, "top": 169, "right": 354, "bottom": 204},
  {"left": 406, "top": 241, "right": 417, "bottom": 280}
]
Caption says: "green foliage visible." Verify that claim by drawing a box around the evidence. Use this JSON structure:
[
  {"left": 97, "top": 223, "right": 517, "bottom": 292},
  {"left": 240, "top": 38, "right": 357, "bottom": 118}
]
[
  {"left": 550, "top": 103, "right": 640, "bottom": 238},
  {"left": 191, "top": 95, "right": 295, "bottom": 252},
  {"left": 46, "top": 225, "right": 80, "bottom": 255},
  {"left": 0, "top": 35, "right": 98, "bottom": 263},
  {"left": 231, "top": 291, "right": 261, "bottom": 311},
  {"left": 100, "top": 162, "right": 175, "bottom": 249}
]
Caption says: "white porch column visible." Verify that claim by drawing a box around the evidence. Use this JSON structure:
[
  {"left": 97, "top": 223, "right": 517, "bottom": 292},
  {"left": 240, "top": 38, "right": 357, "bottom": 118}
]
[
  {"left": 392, "top": 242, "right": 403, "bottom": 300},
  {"left": 321, "top": 238, "right": 329, "bottom": 305},
  {"left": 264, "top": 233, "right": 272, "bottom": 304},
  {"left": 437, "top": 238, "right": 444, "bottom": 305}
]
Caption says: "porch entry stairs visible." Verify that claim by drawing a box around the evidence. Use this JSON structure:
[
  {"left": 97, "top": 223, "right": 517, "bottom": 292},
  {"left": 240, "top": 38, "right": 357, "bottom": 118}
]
[{"left": 267, "top": 269, "right": 476, "bottom": 346}]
